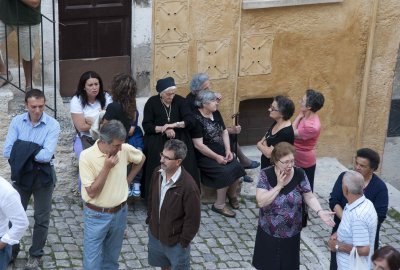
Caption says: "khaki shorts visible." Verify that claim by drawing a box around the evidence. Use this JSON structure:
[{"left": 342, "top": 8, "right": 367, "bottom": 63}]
[{"left": 0, "top": 20, "right": 40, "bottom": 61}]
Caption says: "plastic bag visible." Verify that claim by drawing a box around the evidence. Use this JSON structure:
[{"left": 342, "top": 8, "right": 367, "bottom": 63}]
[{"left": 349, "top": 247, "right": 369, "bottom": 270}]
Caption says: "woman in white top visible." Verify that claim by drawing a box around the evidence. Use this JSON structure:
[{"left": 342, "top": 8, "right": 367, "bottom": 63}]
[{"left": 70, "top": 71, "right": 112, "bottom": 189}]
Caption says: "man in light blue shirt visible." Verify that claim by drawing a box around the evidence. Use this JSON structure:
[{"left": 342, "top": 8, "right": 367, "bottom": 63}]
[{"left": 3, "top": 89, "right": 60, "bottom": 270}]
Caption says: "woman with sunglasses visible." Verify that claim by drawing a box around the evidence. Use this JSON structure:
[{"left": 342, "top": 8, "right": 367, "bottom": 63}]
[
  {"left": 257, "top": 95, "right": 295, "bottom": 169},
  {"left": 252, "top": 142, "right": 334, "bottom": 270}
]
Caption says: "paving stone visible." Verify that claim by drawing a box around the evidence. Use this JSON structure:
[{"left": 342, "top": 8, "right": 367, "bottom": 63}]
[
  {"left": 55, "top": 260, "right": 71, "bottom": 267},
  {"left": 54, "top": 252, "right": 69, "bottom": 260},
  {"left": 217, "top": 262, "right": 228, "bottom": 268},
  {"left": 203, "top": 262, "right": 217, "bottom": 269},
  {"left": 7, "top": 193, "right": 400, "bottom": 270},
  {"left": 227, "top": 260, "right": 241, "bottom": 268},
  {"left": 191, "top": 256, "right": 205, "bottom": 263}
]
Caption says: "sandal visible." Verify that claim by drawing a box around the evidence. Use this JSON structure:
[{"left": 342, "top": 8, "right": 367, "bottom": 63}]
[
  {"left": 0, "top": 71, "right": 13, "bottom": 88},
  {"left": 228, "top": 197, "right": 240, "bottom": 209},
  {"left": 211, "top": 205, "right": 236, "bottom": 218}
]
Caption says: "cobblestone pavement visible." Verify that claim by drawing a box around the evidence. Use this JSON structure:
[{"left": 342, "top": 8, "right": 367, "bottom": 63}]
[
  {"left": 8, "top": 191, "right": 400, "bottom": 270},
  {"left": 2, "top": 86, "right": 400, "bottom": 270}
]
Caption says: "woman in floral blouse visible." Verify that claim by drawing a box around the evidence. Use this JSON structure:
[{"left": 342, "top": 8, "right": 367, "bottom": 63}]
[{"left": 252, "top": 142, "right": 335, "bottom": 270}]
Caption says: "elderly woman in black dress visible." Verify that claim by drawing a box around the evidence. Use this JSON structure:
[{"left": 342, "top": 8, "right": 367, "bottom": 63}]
[
  {"left": 142, "top": 77, "right": 198, "bottom": 199},
  {"left": 191, "top": 90, "right": 245, "bottom": 218}
]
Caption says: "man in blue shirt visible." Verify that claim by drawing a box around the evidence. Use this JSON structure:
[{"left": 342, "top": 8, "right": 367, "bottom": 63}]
[
  {"left": 328, "top": 148, "right": 389, "bottom": 270},
  {"left": 3, "top": 89, "right": 60, "bottom": 270}
]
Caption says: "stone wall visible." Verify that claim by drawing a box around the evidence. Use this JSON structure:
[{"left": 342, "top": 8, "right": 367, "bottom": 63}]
[{"left": 151, "top": 0, "right": 400, "bottom": 167}]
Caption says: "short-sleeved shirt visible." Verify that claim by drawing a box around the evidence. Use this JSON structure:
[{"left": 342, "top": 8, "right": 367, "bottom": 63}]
[
  {"left": 337, "top": 196, "right": 377, "bottom": 270},
  {"left": 257, "top": 166, "right": 311, "bottom": 238},
  {"left": 190, "top": 110, "right": 226, "bottom": 156},
  {"left": 294, "top": 114, "right": 321, "bottom": 168},
  {"left": 103, "top": 102, "right": 139, "bottom": 135},
  {"left": 79, "top": 142, "right": 143, "bottom": 208},
  {"left": 0, "top": 0, "right": 41, "bottom": 25},
  {"left": 70, "top": 93, "right": 112, "bottom": 136},
  {"left": 261, "top": 122, "right": 294, "bottom": 169}
]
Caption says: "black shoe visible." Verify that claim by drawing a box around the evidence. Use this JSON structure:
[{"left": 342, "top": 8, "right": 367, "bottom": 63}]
[
  {"left": 243, "top": 160, "right": 260, "bottom": 169},
  {"left": 242, "top": 175, "right": 254, "bottom": 183}
]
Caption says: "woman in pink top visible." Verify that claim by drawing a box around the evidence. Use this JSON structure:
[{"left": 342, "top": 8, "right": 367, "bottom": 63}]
[{"left": 293, "top": 89, "right": 325, "bottom": 191}]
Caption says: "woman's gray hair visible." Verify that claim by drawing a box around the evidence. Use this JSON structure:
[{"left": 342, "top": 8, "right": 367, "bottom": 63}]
[
  {"left": 164, "top": 139, "right": 187, "bottom": 160},
  {"left": 342, "top": 170, "right": 365, "bottom": 195},
  {"left": 189, "top": 73, "right": 209, "bottom": 93},
  {"left": 194, "top": 90, "right": 217, "bottom": 108},
  {"left": 99, "top": 120, "right": 127, "bottom": 144}
]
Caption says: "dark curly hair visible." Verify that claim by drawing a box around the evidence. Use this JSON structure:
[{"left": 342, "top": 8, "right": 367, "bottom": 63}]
[
  {"left": 275, "top": 95, "right": 295, "bottom": 120},
  {"left": 74, "top": 71, "right": 106, "bottom": 109},
  {"left": 305, "top": 89, "right": 325, "bottom": 113},
  {"left": 110, "top": 73, "right": 138, "bottom": 121},
  {"left": 356, "top": 148, "right": 380, "bottom": 171}
]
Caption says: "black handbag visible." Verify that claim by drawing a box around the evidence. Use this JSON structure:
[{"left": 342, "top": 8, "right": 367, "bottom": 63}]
[
  {"left": 302, "top": 200, "right": 308, "bottom": 228},
  {"left": 80, "top": 135, "right": 96, "bottom": 150}
]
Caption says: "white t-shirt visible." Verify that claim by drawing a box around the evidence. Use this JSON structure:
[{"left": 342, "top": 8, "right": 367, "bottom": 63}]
[{"left": 70, "top": 92, "right": 112, "bottom": 136}]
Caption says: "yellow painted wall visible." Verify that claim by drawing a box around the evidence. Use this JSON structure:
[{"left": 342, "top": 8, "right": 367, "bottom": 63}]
[{"left": 152, "top": 0, "right": 400, "bottom": 167}]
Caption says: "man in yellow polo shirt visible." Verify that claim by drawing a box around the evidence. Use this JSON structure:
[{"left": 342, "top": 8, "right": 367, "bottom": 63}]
[{"left": 79, "top": 120, "right": 145, "bottom": 269}]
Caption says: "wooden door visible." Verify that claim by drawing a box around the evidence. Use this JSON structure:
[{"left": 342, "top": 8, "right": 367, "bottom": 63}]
[
  {"left": 59, "top": 0, "right": 132, "bottom": 96},
  {"left": 238, "top": 98, "right": 275, "bottom": 145}
]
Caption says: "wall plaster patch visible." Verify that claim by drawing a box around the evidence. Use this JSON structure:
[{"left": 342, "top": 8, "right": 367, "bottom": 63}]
[
  {"left": 239, "top": 34, "right": 274, "bottom": 76},
  {"left": 154, "top": 43, "right": 189, "bottom": 85},
  {"left": 197, "top": 39, "right": 231, "bottom": 80},
  {"left": 155, "top": 0, "right": 189, "bottom": 43}
]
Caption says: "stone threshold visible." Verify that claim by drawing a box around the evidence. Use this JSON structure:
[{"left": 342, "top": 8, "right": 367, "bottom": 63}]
[{"left": 242, "top": 0, "right": 343, "bottom": 9}]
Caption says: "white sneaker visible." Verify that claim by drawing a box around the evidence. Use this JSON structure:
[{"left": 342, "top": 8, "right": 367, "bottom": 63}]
[{"left": 132, "top": 183, "right": 141, "bottom": 197}]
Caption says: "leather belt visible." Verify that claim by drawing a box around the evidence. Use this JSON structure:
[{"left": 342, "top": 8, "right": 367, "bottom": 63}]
[{"left": 85, "top": 201, "right": 126, "bottom": 213}]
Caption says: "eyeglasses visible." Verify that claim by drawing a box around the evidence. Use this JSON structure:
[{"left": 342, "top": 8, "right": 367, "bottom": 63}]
[
  {"left": 163, "top": 91, "right": 176, "bottom": 97},
  {"left": 278, "top": 159, "right": 295, "bottom": 166},
  {"left": 160, "top": 152, "right": 177, "bottom": 161},
  {"left": 269, "top": 105, "right": 280, "bottom": 112}
]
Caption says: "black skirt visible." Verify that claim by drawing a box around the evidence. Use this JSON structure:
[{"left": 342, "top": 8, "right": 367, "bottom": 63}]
[
  {"left": 252, "top": 226, "right": 300, "bottom": 270},
  {"left": 197, "top": 156, "right": 245, "bottom": 189}
]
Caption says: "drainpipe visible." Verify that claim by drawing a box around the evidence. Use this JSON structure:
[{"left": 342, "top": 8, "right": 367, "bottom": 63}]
[{"left": 356, "top": 0, "right": 380, "bottom": 148}]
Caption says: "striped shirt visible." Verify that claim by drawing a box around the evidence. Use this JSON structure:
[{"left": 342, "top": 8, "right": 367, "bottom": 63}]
[{"left": 337, "top": 195, "right": 377, "bottom": 270}]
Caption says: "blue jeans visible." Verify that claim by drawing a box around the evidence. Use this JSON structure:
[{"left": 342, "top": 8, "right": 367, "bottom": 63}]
[
  {"left": 83, "top": 204, "right": 127, "bottom": 270},
  {"left": 73, "top": 135, "right": 83, "bottom": 190},
  {"left": 0, "top": 244, "right": 12, "bottom": 270},
  {"left": 148, "top": 231, "right": 191, "bottom": 270}
]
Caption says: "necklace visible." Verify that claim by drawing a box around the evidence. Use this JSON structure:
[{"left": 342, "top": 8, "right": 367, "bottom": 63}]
[{"left": 161, "top": 100, "right": 172, "bottom": 122}]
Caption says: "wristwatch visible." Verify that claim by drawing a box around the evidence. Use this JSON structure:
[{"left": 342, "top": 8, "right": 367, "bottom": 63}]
[{"left": 335, "top": 244, "right": 339, "bottom": 252}]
